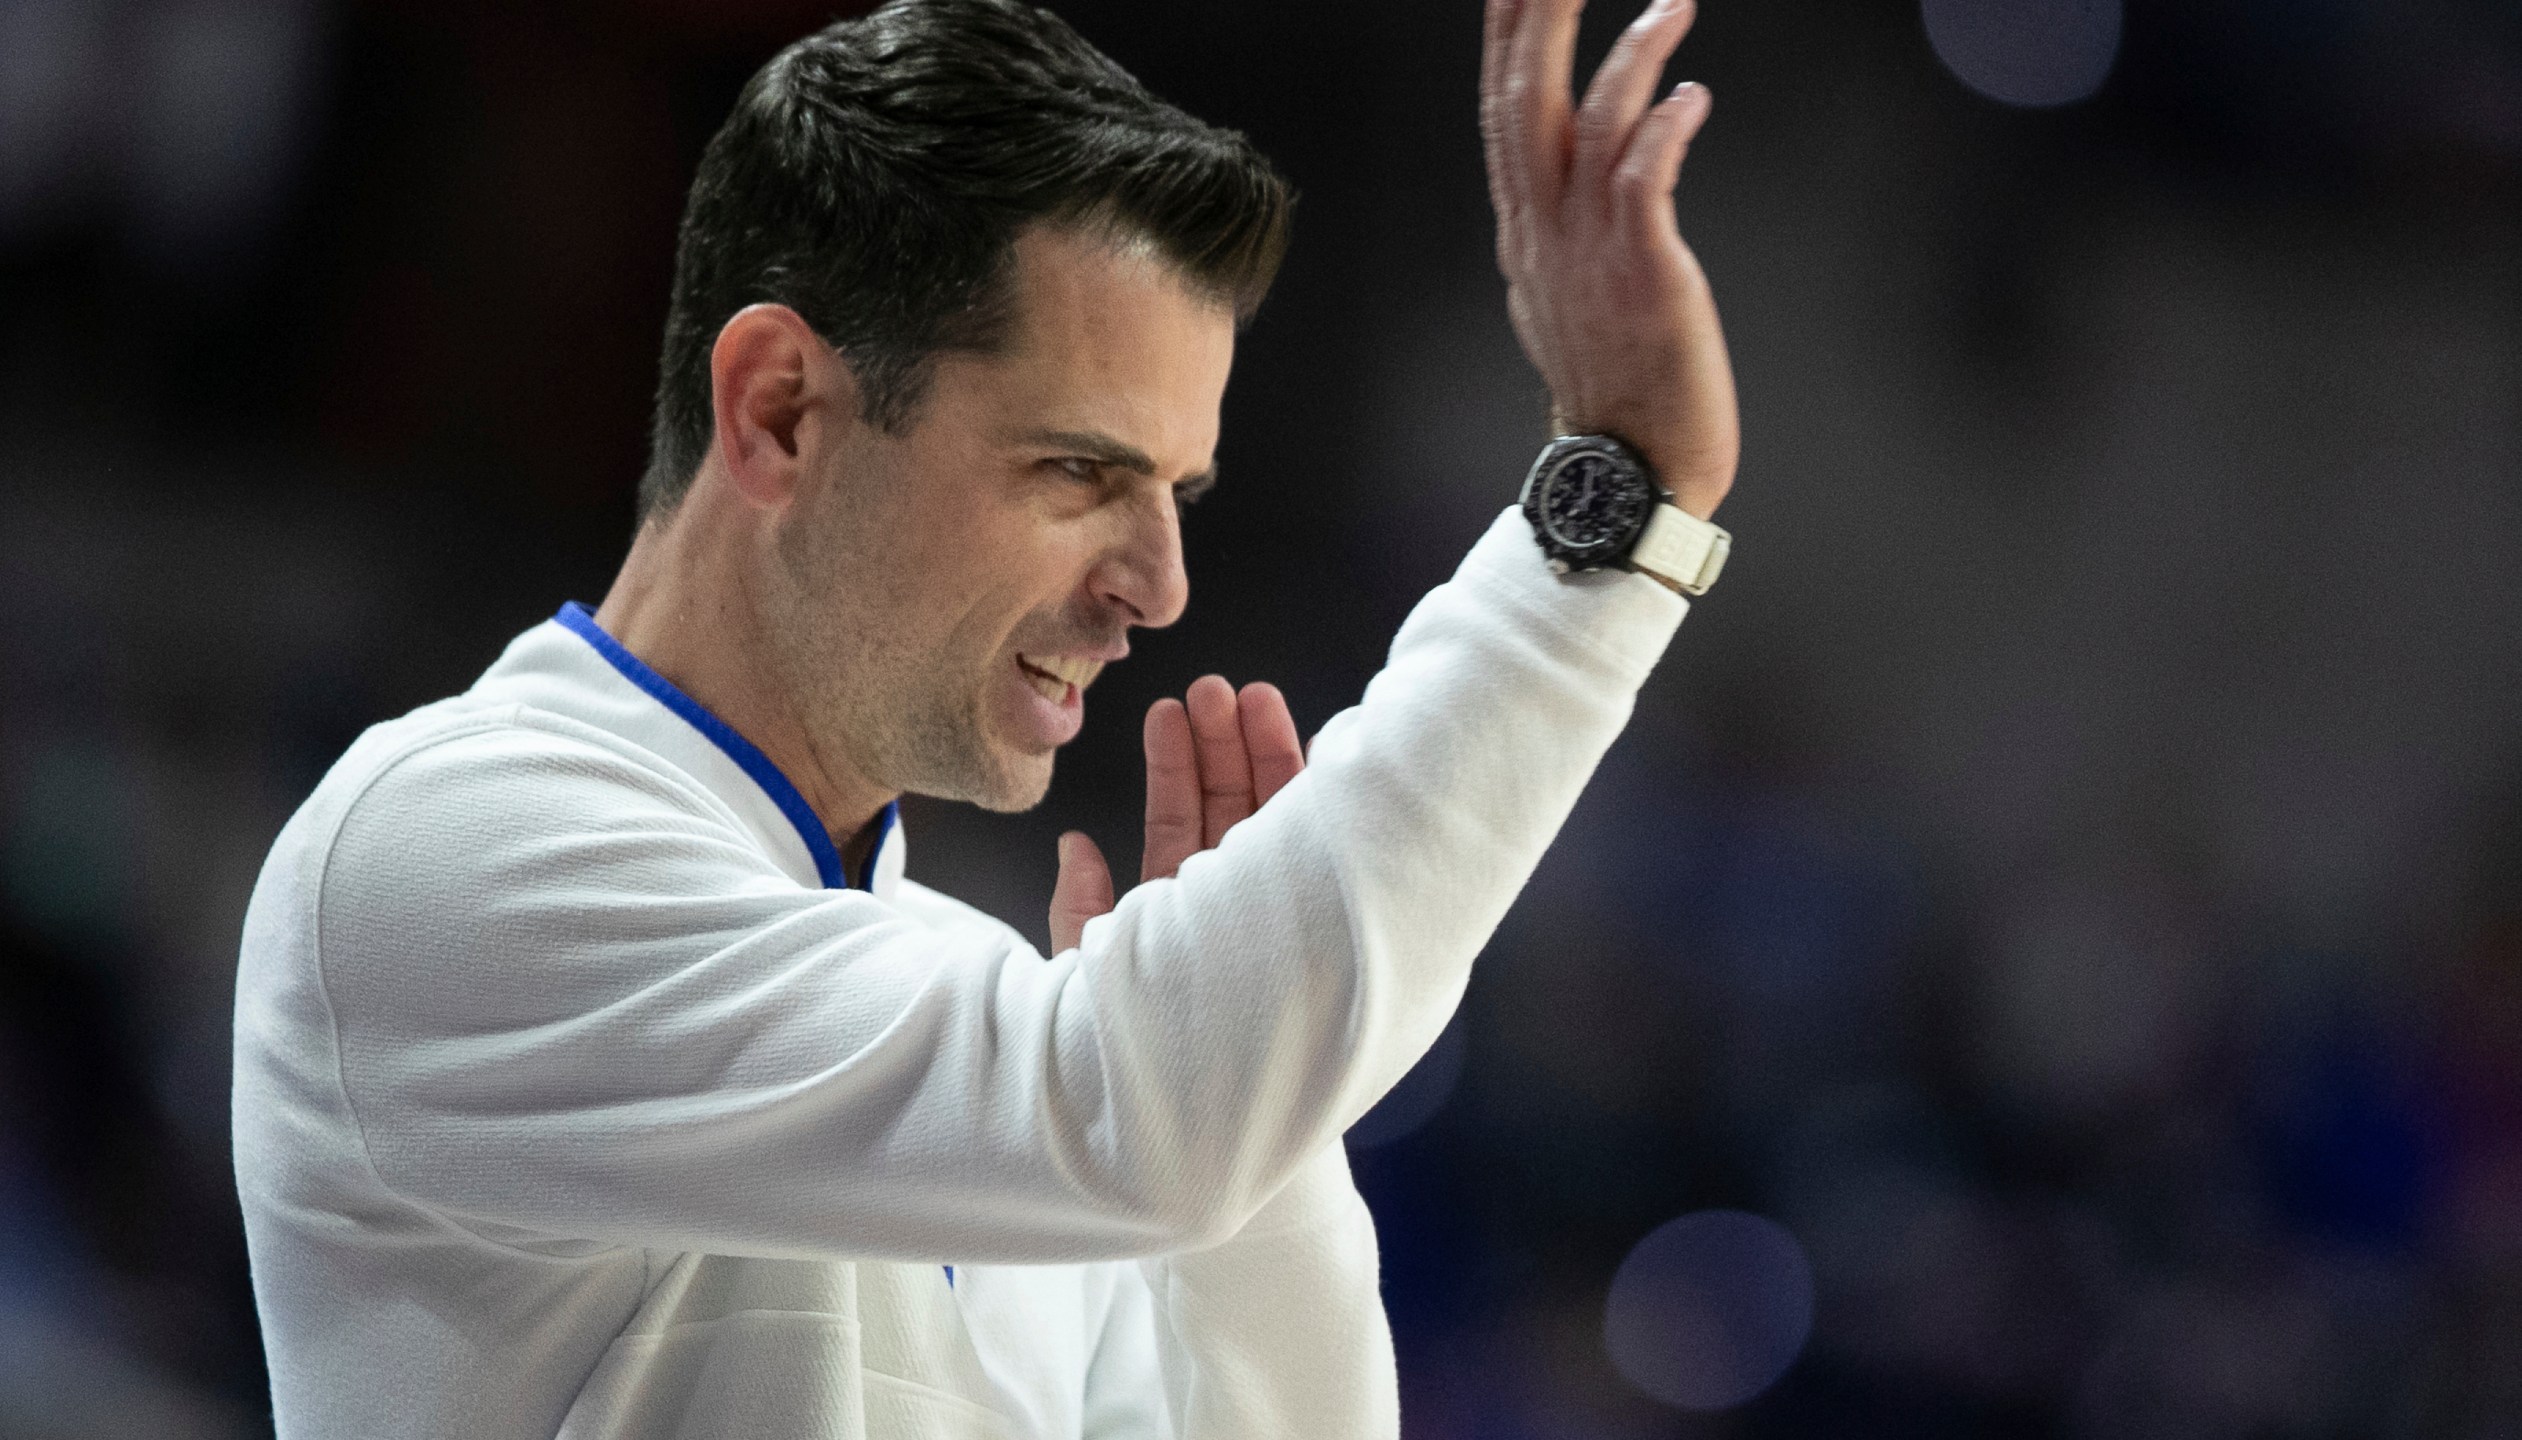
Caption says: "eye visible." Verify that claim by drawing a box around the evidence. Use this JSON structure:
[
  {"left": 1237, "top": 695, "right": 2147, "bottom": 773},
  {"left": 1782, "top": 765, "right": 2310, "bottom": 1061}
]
[{"left": 1049, "top": 456, "right": 1102, "bottom": 483}]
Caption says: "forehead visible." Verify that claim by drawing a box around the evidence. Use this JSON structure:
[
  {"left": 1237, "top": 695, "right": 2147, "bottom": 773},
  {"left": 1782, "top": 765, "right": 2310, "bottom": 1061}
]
[{"left": 937, "top": 225, "right": 1237, "bottom": 461}]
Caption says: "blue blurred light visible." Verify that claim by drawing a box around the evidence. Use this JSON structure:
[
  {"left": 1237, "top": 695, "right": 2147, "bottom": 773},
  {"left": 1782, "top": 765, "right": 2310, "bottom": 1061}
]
[
  {"left": 1922, "top": 0, "right": 2122, "bottom": 107},
  {"left": 1603, "top": 1209, "right": 1815, "bottom": 1410}
]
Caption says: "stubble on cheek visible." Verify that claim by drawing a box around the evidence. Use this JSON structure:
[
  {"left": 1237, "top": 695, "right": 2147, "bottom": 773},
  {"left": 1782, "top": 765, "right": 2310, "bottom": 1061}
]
[
  {"left": 765, "top": 460, "right": 1060, "bottom": 813},
  {"left": 904, "top": 675, "right": 1023, "bottom": 810},
  {"left": 915, "top": 625, "right": 1054, "bottom": 814},
  {"left": 815, "top": 596, "right": 1055, "bottom": 813}
]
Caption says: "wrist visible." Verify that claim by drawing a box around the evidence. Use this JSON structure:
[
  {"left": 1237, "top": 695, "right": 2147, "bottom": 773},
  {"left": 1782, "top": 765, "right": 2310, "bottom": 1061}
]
[
  {"left": 1546, "top": 413, "right": 1733, "bottom": 521},
  {"left": 1522, "top": 433, "right": 1731, "bottom": 595},
  {"left": 1651, "top": 461, "right": 1733, "bottom": 522}
]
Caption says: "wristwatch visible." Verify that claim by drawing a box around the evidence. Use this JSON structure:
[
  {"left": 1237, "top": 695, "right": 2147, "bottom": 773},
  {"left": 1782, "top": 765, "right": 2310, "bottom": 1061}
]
[{"left": 1519, "top": 434, "right": 1731, "bottom": 595}]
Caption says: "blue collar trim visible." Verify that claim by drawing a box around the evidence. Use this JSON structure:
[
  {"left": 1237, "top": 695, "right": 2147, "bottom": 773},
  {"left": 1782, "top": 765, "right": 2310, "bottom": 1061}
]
[{"left": 554, "top": 602, "right": 894, "bottom": 892}]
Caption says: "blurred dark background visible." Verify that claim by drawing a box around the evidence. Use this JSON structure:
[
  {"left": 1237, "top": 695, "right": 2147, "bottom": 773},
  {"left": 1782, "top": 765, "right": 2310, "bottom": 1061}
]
[{"left": 3, "top": 0, "right": 2520, "bottom": 1434}]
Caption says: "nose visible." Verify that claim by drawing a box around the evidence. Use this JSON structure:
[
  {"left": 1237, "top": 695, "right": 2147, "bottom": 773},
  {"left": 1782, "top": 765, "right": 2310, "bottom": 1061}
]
[{"left": 1089, "top": 488, "right": 1190, "bottom": 631}]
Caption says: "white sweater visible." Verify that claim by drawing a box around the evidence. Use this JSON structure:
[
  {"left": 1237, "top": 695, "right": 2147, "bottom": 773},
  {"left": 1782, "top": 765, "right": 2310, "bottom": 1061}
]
[{"left": 232, "top": 508, "right": 1687, "bottom": 1439}]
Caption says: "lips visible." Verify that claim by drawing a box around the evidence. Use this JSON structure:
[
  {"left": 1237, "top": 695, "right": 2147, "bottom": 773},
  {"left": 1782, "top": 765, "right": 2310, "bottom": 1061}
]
[{"left": 1015, "top": 653, "right": 1104, "bottom": 703}]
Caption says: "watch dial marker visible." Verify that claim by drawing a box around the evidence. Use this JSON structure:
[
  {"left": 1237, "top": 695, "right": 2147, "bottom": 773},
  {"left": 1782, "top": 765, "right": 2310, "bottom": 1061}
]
[{"left": 1539, "top": 451, "right": 1651, "bottom": 558}]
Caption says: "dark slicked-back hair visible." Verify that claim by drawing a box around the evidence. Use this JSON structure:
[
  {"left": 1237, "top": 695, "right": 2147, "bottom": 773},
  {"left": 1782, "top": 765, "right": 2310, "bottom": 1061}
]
[{"left": 639, "top": 0, "right": 1293, "bottom": 518}]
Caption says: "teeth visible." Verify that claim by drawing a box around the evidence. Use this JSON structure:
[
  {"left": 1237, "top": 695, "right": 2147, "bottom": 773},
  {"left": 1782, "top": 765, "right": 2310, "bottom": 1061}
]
[
  {"left": 1043, "top": 655, "right": 1103, "bottom": 689},
  {"left": 1018, "top": 654, "right": 1104, "bottom": 702}
]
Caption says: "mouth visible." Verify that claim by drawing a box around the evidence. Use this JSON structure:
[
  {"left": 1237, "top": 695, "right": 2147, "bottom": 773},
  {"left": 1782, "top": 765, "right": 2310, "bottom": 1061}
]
[{"left": 1015, "top": 652, "right": 1105, "bottom": 705}]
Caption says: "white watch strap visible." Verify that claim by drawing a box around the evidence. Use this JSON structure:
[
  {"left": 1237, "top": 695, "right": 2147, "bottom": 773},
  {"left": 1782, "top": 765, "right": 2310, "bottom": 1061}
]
[{"left": 1630, "top": 502, "right": 1731, "bottom": 595}]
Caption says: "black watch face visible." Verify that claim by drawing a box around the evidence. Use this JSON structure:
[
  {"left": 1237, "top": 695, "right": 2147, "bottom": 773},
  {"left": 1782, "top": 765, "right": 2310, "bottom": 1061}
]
[{"left": 1534, "top": 448, "right": 1652, "bottom": 562}]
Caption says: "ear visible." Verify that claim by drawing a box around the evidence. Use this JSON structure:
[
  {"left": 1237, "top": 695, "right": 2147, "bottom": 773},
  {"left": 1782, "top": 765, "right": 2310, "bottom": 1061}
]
[{"left": 708, "top": 304, "right": 855, "bottom": 510}]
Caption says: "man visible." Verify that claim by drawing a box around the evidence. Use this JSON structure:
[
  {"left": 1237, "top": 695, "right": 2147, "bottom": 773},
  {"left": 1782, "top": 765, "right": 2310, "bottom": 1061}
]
[{"left": 232, "top": 0, "right": 1740, "bottom": 1435}]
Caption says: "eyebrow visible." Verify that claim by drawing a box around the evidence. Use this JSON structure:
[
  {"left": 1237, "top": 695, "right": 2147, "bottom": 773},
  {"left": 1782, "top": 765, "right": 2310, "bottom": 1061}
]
[{"left": 1018, "top": 427, "right": 1220, "bottom": 501}]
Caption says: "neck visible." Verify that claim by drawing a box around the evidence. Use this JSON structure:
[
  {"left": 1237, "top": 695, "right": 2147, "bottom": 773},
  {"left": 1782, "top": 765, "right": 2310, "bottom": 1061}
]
[{"left": 592, "top": 488, "right": 897, "bottom": 858}]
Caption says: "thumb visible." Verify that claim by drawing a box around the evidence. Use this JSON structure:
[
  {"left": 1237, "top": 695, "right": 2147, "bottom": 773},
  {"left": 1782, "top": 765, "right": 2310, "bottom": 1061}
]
[{"left": 1048, "top": 830, "right": 1115, "bottom": 955}]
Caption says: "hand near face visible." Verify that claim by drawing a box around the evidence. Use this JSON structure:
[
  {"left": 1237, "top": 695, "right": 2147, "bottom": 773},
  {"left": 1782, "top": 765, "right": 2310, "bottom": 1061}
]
[
  {"left": 1048, "top": 676, "right": 1305, "bottom": 953},
  {"left": 1482, "top": 0, "right": 1740, "bottom": 519}
]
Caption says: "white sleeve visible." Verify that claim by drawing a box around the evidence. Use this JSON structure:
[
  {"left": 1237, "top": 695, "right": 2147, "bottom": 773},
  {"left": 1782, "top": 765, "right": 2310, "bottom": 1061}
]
[
  {"left": 1081, "top": 1262, "right": 1175, "bottom": 1440},
  {"left": 1137, "top": 1144, "right": 1397, "bottom": 1440},
  {"left": 1078, "top": 1155, "right": 1389, "bottom": 1440},
  {"left": 316, "top": 508, "right": 1684, "bottom": 1262}
]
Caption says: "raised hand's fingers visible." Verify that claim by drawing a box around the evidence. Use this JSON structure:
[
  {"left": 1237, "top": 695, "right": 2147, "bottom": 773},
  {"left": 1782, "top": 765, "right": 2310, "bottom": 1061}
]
[
  {"left": 1142, "top": 698, "right": 1200, "bottom": 882},
  {"left": 1617, "top": 77, "right": 1735, "bottom": 500},
  {"left": 1499, "top": 0, "right": 1587, "bottom": 208},
  {"left": 1239, "top": 682, "right": 1305, "bottom": 807},
  {"left": 1613, "top": 80, "right": 1714, "bottom": 239},
  {"left": 1049, "top": 831, "right": 1114, "bottom": 954},
  {"left": 1575, "top": 0, "right": 1699, "bottom": 183},
  {"left": 1480, "top": 0, "right": 1526, "bottom": 221},
  {"left": 1185, "top": 673, "right": 1253, "bottom": 848}
]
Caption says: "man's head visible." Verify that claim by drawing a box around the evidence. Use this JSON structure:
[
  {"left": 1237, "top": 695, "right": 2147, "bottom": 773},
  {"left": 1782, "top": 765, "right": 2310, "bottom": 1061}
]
[
  {"left": 641, "top": 0, "right": 1290, "bottom": 815},
  {"left": 644, "top": 0, "right": 1290, "bottom": 513}
]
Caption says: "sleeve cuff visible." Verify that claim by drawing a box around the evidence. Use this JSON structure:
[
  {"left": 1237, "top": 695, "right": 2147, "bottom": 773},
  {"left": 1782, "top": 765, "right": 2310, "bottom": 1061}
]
[{"left": 1453, "top": 506, "right": 1690, "bottom": 683}]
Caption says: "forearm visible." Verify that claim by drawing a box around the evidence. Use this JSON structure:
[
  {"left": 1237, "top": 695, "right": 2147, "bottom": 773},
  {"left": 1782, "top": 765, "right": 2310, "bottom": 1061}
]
[{"left": 1051, "top": 508, "right": 1686, "bottom": 1245}]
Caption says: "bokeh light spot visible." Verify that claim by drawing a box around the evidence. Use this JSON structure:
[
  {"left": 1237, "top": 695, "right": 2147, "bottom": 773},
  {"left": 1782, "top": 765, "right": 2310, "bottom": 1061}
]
[
  {"left": 1922, "top": 0, "right": 2122, "bottom": 108},
  {"left": 1603, "top": 1210, "right": 1814, "bottom": 1410}
]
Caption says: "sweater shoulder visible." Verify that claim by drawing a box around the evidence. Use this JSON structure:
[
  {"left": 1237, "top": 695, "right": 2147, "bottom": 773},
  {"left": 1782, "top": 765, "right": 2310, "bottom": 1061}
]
[
  {"left": 357, "top": 689, "right": 741, "bottom": 810},
  {"left": 256, "top": 699, "right": 751, "bottom": 937}
]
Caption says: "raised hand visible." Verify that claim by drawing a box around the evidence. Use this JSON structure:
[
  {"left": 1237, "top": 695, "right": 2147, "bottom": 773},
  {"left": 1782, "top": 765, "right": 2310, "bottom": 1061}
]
[
  {"left": 1048, "top": 675, "right": 1306, "bottom": 953},
  {"left": 1481, "top": 0, "right": 1740, "bottom": 519}
]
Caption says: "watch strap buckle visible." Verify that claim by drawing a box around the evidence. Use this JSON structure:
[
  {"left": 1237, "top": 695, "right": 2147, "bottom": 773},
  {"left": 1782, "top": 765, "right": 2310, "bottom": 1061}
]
[{"left": 1631, "top": 503, "right": 1731, "bottom": 595}]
